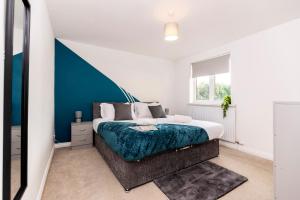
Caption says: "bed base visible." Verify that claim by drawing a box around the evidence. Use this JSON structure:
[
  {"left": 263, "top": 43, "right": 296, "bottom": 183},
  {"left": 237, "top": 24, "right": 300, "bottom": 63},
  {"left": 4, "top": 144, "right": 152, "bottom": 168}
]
[{"left": 94, "top": 132, "right": 219, "bottom": 191}]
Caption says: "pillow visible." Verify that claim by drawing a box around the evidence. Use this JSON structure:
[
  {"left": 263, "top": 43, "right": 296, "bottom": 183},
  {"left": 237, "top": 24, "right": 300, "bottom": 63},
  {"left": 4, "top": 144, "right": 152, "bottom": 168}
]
[
  {"left": 134, "top": 102, "right": 153, "bottom": 118},
  {"left": 148, "top": 105, "right": 167, "bottom": 118},
  {"left": 113, "top": 103, "right": 133, "bottom": 120},
  {"left": 125, "top": 102, "right": 137, "bottom": 120},
  {"left": 148, "top": 102, "right": 160, "bottom": 106},
  {"left": 100, "top": 103, "right": 115, "bottom": 120},
  {"left": 130, "top": 104, "right": 137, "bottom": 120}
]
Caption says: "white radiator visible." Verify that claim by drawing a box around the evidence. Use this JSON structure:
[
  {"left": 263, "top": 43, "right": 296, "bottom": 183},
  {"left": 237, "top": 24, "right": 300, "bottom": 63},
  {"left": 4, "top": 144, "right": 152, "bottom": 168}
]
[{"left": 188, "top": 104, "right": 236, "bottom": 143}]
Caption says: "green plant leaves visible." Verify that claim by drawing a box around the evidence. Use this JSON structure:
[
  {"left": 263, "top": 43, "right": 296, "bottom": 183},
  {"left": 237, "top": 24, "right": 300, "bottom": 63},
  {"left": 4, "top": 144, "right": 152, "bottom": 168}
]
[{"left": 221, "top": 95, "right": 231, "bottom": 118}]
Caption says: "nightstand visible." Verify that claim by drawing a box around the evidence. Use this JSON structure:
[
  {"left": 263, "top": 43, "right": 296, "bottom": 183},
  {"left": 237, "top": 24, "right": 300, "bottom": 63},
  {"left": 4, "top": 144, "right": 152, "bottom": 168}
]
[
  {"left": 71, "top": 121, "right": 93, "bottom": 148},
  {"left": 11, "top": 126, "right": 21, "bottom": 158}
]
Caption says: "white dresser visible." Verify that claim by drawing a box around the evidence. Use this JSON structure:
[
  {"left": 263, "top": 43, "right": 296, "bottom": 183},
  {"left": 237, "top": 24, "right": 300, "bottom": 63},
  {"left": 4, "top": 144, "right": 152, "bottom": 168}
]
[{"left": 274, "top": 102, "right": 300, "bottom": 200}]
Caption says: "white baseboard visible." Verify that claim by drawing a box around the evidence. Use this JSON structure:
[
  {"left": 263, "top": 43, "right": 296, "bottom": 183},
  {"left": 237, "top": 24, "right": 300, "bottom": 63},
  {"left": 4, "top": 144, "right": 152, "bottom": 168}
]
[
  {"left": 35, "top": 145, "right": 54, "bottom": 200},
  {"left": 54, "top": 142, "right": 71, "bottom": 148},
  {"left": 54, "top": 141, "right": 273, "bottom": 160},
  {"left": 220, "top": 141, "right": 273, "bottom": 161}
]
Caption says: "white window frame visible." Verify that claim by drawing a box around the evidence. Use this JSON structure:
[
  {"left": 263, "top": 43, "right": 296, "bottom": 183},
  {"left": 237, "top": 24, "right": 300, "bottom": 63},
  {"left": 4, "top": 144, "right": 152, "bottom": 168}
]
[{"left": 192, "top": 74, "right": 230, "bottom": 105}]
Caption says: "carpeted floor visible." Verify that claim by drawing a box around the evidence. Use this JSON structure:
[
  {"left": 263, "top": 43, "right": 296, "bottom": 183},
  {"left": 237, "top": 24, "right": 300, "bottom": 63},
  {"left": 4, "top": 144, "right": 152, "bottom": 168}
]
[
  {"left": 154, "top": 161, "right": 248, "bottom": 200},
  {"left": 11, "top": 158, "right": 21, "bottom": 197},
  {"left": 42, "top": 146, "right": 273, "bottom": 200}
]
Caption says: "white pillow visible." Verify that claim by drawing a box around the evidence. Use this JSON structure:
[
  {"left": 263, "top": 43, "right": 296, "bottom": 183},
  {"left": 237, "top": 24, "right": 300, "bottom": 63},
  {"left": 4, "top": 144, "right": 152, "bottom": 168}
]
[
  {"left": 148, "top": 102, "right": 160, "bottom": 106},
  {"left": 130, "top": 104, "right": 137, "bottom": 120},
  {"left": 100, "top": 103, "right": 115, "bottom": 120},
  {"left": 134, "top": 102, "right": 153, "bottom": 118}
]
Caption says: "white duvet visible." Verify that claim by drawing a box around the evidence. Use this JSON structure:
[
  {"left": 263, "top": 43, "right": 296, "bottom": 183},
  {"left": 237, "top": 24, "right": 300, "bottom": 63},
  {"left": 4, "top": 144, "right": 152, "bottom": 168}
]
[{"left": 93, "top": 116, "right": 224, "bottom": 140}]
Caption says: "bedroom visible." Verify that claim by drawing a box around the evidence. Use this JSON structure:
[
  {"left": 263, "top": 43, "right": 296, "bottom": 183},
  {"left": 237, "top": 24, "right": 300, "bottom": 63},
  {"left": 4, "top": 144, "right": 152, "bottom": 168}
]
[{"left": 0, "top": 0, "right": 300, "bottom": 200}]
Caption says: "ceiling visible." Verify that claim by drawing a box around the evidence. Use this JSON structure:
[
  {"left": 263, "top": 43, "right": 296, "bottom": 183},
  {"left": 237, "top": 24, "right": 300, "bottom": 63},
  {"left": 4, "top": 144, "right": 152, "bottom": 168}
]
[{"left": 46, "top": 0, "right": 300, "bottom": 60}]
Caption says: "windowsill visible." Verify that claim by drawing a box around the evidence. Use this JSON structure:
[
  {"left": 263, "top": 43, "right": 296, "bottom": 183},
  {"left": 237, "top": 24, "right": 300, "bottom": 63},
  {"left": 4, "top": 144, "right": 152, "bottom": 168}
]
[{"left": 188, "top": 102, "right": 236, "bottom": 107}]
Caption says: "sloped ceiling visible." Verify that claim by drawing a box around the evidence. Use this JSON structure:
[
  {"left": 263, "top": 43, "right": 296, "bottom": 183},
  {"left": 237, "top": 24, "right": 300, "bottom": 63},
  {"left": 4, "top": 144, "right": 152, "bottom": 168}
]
[{"left": 46, "top": 0, "right": 300, "bottom": 60}]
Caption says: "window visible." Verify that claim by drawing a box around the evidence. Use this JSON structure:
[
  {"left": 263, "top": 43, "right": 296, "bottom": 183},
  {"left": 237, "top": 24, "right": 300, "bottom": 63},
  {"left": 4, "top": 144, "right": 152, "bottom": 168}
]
[
  {"left": 191, "top": 54, "right": 231, "bottom": 103},
  {"left": 214, "top": 73, "right": 231, "bottom": 100},
  {"left": 194, "top": 73, "right": 231, "bottom": 103},
  {"left": 195, "top": 76, "right": 209, "bottom": 100}
]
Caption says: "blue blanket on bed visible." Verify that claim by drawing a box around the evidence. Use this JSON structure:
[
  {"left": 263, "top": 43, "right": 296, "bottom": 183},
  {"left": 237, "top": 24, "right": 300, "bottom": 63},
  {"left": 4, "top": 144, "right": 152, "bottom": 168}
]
[{"left": 96, "top": 122, "right": 209, "bottom": 161}]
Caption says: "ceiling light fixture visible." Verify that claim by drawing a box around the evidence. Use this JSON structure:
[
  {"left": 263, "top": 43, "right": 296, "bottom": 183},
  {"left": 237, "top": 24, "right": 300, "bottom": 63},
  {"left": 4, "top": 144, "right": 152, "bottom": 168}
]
[
  {"left": 164, "top": 10, "right": 178, "bottom": 41},
  {"left": 164, "top": 22, "right": 179, "bottom": 41}
]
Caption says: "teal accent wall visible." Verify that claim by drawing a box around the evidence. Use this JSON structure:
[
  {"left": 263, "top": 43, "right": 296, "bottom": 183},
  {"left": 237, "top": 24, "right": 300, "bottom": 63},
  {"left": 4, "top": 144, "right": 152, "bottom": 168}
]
[
  {"left": 55, "top": 39, "right": 137, "bottom": 143},
  {"left": 12, "top": 53, "right": 23, "bottom": 125}
]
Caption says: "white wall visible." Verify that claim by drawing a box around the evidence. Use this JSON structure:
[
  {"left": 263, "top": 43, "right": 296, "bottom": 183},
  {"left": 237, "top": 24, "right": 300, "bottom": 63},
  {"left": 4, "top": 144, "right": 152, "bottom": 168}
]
[
  {"left": 58, "top": 39, "right": 175, "bottom": 112},
  {"left": 23, "top": 0, "right": 55, "bottom": 199},
  {"left": 174, "top": 18, "right": 300, "bottom": 160},
  {"left": 13, "top": 27, "right": 24, "bottom": 55},
  {"left": 0, "top": 0, "right": 55, "bottom": 199}
]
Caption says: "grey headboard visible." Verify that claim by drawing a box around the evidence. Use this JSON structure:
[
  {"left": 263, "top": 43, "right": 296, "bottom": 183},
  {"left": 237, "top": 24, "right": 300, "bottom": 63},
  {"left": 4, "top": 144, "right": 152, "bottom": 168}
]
[
  {"left": 93, "top": 102, "right": 102, "bottom": 119},
  {"left": 92, "top": 101, "right": 159, "bottom": 119}
]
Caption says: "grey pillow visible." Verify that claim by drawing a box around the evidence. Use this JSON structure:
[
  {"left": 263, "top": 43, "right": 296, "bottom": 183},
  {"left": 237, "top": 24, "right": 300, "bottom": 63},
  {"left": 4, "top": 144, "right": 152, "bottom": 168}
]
[
  {"left": 148, "top": 105, "right": 166, "bottom": 118},
  {"left": 113, "top": 103, "right": 133, "bottom": 120}
]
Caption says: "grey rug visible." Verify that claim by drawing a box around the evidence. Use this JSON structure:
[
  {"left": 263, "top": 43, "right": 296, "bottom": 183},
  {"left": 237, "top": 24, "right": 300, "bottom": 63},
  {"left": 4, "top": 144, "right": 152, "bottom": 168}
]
[{"left": 154, "top": 161, "right": 248, "bottom": 200}]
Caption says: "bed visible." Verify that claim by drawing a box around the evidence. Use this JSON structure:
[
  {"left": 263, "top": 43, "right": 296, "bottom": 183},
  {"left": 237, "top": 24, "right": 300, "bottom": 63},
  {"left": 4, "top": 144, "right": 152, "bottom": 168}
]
[{"left": 92, "top": 102, "right": 223, "bottom": 191}]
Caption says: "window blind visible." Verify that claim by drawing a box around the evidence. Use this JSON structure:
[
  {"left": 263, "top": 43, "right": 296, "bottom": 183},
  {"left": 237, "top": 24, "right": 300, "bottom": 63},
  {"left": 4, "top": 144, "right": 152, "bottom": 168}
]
[{"left": 192, "top": 54, "right": 230, "bottom": 78}]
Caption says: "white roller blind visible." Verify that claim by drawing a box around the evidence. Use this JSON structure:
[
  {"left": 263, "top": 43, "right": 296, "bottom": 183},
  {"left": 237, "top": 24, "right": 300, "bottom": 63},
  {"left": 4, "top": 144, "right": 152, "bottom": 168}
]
[{"left": 192, "top": 54, "right": 230, "bottom": 78}]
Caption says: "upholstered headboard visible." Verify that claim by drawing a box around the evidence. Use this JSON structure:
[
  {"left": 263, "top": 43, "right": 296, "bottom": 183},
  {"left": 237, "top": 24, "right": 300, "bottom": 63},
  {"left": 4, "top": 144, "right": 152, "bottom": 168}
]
[
  {"left": 92, "top": 102, "right": 102, "bottom": 119},
  {"left": 92, "top": 101, "right": 159, "bottom": 119}
]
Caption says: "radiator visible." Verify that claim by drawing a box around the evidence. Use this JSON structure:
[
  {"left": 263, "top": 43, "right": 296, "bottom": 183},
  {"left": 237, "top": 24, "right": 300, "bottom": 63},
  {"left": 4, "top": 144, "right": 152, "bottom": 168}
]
[{"left": 188, "top": 104, "right": 236, "bottom": 143}]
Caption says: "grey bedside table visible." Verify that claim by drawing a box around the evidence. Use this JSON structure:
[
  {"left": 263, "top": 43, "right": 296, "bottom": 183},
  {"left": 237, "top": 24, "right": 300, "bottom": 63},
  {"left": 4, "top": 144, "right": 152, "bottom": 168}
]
[
  {"left": 71, "top": 121, "right": 93, "bottom": 149},
  {"left": 11, "top": 126, "right": 21, "bottom": 158}
]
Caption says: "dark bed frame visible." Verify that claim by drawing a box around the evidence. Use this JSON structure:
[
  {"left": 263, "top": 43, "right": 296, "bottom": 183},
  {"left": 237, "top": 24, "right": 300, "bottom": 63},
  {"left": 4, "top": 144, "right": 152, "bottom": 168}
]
[{"left": 92, "top": 102, "right": 219, "bottom": 191}]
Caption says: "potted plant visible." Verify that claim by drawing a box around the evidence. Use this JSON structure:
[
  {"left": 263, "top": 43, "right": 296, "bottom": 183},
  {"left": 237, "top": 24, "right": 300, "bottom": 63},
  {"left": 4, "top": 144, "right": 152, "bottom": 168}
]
[{"left": 221, "top": 95, "right": 231, "bottom": 118}]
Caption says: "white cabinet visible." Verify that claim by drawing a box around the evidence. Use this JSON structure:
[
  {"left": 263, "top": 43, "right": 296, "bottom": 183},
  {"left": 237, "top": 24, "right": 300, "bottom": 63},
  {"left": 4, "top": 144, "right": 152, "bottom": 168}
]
[{"left": 274, "top": 102, "right": 300, "bottom": 200}]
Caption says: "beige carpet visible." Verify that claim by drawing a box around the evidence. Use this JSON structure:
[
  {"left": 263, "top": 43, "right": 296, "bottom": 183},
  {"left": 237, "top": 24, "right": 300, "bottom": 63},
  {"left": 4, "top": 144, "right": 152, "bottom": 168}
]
[
  {"left": 42, "top": 146, "right": 273, "bottom": 200},
  {"left": 11, "top": 158, "right": 21, "bottom": 198}
]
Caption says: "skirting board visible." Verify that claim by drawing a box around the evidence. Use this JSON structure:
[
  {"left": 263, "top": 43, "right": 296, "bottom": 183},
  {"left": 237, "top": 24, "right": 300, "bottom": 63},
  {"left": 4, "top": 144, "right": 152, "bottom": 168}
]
[
  {"left": 55, "top": 141, "right": 273, "bottom": 160},
  {"left": 54, "top": 142, "right": 71, "bottom": 148},
  {"left": 55, "top": 142, "right": 273, "bottom": 160},
  {"left": 35, "top": 146, "right": 54, "bottom": 200},
  {"left": 220, "top": 141, "right": 273, "bottom": 161}
]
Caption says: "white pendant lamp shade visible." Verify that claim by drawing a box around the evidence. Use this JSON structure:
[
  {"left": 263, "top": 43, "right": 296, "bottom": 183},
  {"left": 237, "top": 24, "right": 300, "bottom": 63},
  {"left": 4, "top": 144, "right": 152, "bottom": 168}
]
[{"left": 164, "top": 22, "right": 179, "bottom": 41}]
